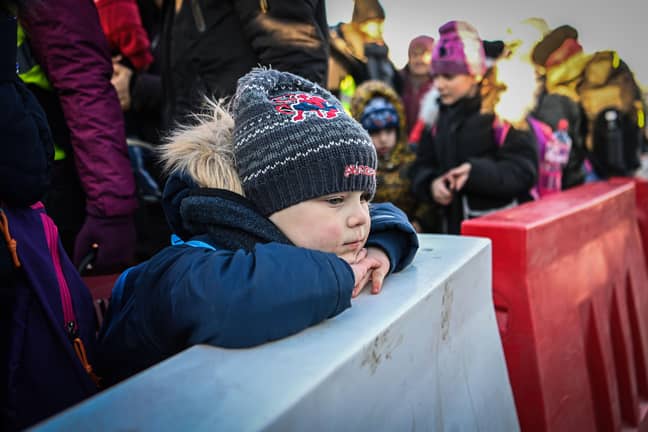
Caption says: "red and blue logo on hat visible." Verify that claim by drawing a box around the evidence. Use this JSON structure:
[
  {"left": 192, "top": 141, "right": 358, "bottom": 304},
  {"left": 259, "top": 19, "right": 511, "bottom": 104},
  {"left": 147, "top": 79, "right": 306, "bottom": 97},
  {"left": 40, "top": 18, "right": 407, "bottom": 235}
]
[{"left": 271, "top": 93, "right": 341, "bottom": 122}]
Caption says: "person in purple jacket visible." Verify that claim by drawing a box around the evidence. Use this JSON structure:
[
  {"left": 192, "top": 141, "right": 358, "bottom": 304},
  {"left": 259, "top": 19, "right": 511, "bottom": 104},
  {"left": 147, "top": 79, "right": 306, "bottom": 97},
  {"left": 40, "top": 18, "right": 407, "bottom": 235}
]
[{"left": 19, "top": 0, "right": 137, "bottom": 273}]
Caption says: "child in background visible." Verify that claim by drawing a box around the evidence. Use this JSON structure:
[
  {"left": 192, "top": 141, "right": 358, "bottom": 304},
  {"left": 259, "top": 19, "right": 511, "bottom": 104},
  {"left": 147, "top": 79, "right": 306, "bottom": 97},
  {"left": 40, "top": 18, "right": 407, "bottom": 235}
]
[
  {"left": 97, "top": 69, "right": 418, "bottom": 385},
  {"left": 408, "top": 21, "right": 538, "bottom": 234},
  {"left": 351, "top": 80, "right": 426, "bottom": 231}
]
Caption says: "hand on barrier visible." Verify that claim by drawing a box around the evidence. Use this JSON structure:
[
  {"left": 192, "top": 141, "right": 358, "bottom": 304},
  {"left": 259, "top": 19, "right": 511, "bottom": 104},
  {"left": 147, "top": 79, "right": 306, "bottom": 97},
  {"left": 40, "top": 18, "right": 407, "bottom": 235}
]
[
  {"left": 73, "top": 214, "right": 136, "bottom": 274},
  {"left": 346, "top": 247, "right": 390, "bottom": 297}
]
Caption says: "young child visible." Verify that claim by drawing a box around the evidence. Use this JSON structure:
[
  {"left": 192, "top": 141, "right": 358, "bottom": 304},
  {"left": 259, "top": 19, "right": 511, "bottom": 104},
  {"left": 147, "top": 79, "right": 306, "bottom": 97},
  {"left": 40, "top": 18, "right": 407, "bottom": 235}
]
[
  {"left": 96, "top": 69, "right": 418, "bottom": 384},
  {"left": 350, "top": 80, "right": 425, "bottom": 230},
  {"left": 408, "top": 20, "right": 538, "bottom": 234}
]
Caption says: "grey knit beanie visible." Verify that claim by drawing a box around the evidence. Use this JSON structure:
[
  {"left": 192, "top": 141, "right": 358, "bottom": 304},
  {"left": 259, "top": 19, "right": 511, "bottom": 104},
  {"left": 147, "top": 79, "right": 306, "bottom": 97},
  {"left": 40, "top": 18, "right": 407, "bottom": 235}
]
[{"left": 232, "top": 68, "right": 377, "bottom": 216}]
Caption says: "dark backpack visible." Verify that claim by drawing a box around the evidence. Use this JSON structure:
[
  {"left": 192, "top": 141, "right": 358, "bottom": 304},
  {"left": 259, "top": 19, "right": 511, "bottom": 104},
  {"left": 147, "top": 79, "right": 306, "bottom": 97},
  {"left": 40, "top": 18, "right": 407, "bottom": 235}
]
[
  {"left": 578, "top": 51, "right": 643, "bottom": 177},
  {"left": 1, "top": 203, "right": 98, "bottom": 431}
]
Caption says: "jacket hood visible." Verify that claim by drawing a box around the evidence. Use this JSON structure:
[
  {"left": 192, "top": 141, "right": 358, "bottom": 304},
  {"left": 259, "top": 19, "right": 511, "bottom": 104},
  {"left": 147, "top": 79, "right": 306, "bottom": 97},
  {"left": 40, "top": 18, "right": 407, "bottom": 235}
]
[{"left": 350, "top": 80, "right": 411, "bottom": 162}]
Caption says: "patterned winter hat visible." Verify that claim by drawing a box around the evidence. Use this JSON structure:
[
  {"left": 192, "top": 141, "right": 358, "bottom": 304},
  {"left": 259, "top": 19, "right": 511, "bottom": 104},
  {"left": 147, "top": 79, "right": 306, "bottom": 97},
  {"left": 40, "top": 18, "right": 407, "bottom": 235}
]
[
  {"left": 231, "top": 68, "right": 377, "bottom": 216},
  {"left": 360, "top": 97, "right": 399, "bottom": 133},
  {"left": 431, "top": 20, "right": 486, "bottom": 78}
]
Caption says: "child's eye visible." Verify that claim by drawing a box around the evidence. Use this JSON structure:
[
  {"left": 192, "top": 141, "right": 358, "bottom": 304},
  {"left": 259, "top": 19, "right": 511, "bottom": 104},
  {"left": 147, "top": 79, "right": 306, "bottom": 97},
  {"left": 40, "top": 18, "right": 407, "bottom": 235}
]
[
  {"left": 361, "top": 192, "right": 372, "bottom": 203},
  {"left": 326, "top": 196, "right": 345, "bottom": 205}
]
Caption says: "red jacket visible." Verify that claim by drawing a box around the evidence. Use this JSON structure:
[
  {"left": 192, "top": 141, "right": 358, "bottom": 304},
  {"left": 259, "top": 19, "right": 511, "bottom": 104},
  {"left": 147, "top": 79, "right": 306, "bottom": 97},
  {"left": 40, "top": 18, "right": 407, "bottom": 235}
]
[{"left": 94, "top": 0, "right": 153, "bottom": 71}]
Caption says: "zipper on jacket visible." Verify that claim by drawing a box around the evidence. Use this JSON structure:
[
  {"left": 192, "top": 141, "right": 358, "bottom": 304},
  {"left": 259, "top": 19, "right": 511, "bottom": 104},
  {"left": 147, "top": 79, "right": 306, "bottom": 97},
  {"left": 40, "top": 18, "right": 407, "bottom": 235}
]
[{"left": 40, "top": 212, "right": 77, "bottom": 338}]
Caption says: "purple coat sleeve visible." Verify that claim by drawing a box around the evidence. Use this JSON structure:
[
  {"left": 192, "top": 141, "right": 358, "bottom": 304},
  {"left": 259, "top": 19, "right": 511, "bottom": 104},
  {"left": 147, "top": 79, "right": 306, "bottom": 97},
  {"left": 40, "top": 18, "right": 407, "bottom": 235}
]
[{"left": 22, "top": 0, "right": 137, "bottom": 218}]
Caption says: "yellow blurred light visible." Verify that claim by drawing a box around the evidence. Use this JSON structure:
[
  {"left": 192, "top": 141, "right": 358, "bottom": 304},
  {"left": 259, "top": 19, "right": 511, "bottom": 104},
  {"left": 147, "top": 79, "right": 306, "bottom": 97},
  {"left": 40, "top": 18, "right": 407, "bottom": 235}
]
[{"left": 360, "top": 20, "right": 384, "bottom": 40}]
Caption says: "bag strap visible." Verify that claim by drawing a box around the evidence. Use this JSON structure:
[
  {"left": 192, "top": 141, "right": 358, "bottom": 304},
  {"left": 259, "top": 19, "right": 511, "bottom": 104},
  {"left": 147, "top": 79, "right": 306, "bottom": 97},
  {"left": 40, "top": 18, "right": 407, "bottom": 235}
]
[{"left": 0, "top": 208, "right": 21, "bottom": 268}]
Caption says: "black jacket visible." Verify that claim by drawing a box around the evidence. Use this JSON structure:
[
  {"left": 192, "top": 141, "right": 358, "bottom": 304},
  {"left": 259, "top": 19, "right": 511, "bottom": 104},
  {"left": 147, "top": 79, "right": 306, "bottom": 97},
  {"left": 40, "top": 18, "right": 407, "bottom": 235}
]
[
  {"left": 161, "top": 0, "right": 329, "bottom": 127},
  {"left": 0, "top": 12, "right": 53, "bottom": 207},
  {"left": 409, "top": 94, "right": 538, "bottom": 234}
]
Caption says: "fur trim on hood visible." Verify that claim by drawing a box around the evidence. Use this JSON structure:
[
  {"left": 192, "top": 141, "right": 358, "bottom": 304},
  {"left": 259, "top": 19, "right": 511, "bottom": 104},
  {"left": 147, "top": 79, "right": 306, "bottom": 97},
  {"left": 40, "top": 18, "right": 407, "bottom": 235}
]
[
  {"left": 350, "top": 80, "right": 413, "bottom": 165},
  {"left": 158, "top": 99, "right": 244, "bottom": 195},
  {"left": 417, "top": 86, "right": 441, "bottom": 127}
]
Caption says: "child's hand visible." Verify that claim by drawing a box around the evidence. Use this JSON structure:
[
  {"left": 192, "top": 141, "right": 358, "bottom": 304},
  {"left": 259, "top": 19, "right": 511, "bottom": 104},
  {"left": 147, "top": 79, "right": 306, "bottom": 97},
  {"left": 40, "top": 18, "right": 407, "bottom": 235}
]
[
  {"left": 431, "top": 175, "right": 453, "bottom": 205},
  {"left": 362, "top": 247, "right": 390, "bottom": 295},
  {"left": 447, "top": 162, "right": 471, "bottom": 191},
  {"left": 347, "top": 247, "right": 390, "bottom": 298}
]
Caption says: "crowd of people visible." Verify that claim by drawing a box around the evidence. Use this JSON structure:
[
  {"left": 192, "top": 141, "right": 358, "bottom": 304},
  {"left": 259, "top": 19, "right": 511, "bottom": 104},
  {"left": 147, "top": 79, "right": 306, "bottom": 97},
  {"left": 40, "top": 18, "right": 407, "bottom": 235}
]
[{"left": 2, "top": 0, "right": 647, "bottom": 428}]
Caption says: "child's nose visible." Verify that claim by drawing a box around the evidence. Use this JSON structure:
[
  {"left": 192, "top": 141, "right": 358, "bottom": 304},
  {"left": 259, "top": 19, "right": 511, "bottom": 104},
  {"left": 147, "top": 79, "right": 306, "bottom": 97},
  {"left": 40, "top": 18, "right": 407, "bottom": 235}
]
[{"left": 348, "top": 204, "right": 369, "bottom": 228}]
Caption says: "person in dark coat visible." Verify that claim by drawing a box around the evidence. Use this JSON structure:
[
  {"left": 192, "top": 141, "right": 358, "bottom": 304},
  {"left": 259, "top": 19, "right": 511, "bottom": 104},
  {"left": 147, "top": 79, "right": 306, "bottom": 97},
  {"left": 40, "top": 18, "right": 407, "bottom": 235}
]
[
  {"left": 327, "top": 0, "right": 402, "bottom": 111},
  {"left": 160, "top": 0, "right": 330, "bottom": 127},
  {"left": 97, "top": 70, "right": 418, "bottom": 385},
  {"left": 408, "top": 21, "right": 537, "bottom": 234}
]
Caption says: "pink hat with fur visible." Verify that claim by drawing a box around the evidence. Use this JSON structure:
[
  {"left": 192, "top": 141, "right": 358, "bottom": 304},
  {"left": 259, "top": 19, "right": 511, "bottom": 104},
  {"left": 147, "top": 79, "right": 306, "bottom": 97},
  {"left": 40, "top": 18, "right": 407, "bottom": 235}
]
[{"left": 431, "top": 21, "right": 486, "bottom": 78}]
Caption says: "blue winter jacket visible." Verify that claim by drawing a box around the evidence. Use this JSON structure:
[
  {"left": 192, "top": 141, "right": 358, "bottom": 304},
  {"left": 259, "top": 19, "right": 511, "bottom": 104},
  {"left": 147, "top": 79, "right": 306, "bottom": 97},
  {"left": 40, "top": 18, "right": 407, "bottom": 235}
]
[{"left": 97, "top": 176, "right": 418, "bottom": 384}]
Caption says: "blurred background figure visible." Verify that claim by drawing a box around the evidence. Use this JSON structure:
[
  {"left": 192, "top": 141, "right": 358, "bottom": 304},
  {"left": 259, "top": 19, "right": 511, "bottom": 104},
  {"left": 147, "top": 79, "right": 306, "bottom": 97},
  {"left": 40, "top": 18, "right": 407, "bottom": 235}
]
[
  {"left": 98, "top": 0, "right": 169, "bottom": 261},
  {"left": 532, "top": 24, "right": 644, "bottom": 180},
  {"left": 351, "top": 80, "right": 426, "bottom": 230},
  {"left": 160, "top": 0, "right": 329, "bottom": 127},
  {"left": 493, "top": 18, "right": 587, "bottom": 190},
  {"left": 328, "top": 0, "right": 401, "bottom": 111},
  {"left": 408, "top": 20, "right": 538, "bottom": 234},
  {"left": 19, "top": 0, "right": 137, "bottom": 273},
  {"left": 399, "top": 35, "right": 435, "bottom": 136}
]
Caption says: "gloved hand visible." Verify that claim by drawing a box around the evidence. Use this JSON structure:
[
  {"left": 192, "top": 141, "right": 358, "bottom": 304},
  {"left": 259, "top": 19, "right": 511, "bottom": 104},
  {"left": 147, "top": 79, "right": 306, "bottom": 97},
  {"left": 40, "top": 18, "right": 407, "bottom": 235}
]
[{"left": 73, "top": 214, "right": 136, "bottom": 274}]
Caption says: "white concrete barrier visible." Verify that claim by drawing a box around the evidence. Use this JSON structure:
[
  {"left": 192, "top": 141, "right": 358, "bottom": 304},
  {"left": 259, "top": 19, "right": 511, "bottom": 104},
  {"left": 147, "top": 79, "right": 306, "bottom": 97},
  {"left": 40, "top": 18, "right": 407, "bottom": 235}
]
[{"left": 33, "top": 235, "right": 519, "bottom": 432}]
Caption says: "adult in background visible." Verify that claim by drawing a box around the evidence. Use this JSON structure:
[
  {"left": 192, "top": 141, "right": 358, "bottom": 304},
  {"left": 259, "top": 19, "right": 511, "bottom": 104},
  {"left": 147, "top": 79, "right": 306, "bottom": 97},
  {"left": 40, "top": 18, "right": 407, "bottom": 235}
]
[
  {"left": 399, "top": 35, "right": 435, "bottom": 135},
  {"left": 19, "top": 0, "right": 137, "bottom": 273},
  {"left": 160, "top": 0, "right": 329, "bottom": 128},
  {"left": 327, "top": 0, "right": 401, "bottom": 110}
]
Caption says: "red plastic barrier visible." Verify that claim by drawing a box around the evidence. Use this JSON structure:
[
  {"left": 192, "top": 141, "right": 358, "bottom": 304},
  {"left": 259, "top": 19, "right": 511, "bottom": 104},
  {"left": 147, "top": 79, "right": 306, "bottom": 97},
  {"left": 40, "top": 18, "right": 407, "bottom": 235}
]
[
  {"left": 635, "top": 178, "right": 648, "bottom": 271},
  {"left": 462, "top": 180, "right": 648, "bottom": 432}
]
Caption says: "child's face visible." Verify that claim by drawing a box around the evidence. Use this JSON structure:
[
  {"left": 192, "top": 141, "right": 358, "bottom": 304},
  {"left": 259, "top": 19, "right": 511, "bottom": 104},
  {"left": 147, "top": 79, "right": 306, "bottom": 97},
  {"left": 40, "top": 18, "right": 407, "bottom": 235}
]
[
  {"left": 370, "top": 128, "right": 398, "bottom": 157},
  {"left": 435, "top": 73, "right": 478, "bottom": 105},
  {"left": 269, "top": 191, "right": 371, "bottom": 263}
]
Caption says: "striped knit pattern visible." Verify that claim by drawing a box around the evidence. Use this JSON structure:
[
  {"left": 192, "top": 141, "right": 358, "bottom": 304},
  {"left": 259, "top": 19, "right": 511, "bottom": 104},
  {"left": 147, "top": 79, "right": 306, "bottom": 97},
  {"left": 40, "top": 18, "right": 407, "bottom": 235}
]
[{"left": 232, "top": 69, "right": 377, "bottom": 216}]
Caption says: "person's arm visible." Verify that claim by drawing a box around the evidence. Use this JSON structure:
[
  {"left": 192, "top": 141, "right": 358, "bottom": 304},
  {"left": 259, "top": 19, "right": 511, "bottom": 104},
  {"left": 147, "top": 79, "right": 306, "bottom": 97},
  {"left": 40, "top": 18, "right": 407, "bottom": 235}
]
[
  {"left": 366, "top": 202, "right": 418, "bottom": 274},
  {"left": 154, "top": 243, "right": 355, "bottom": 349},
  {"left": 22, "top": 0, "right": 137, "bottom": 219},
  {"left": 22, "top": 0, "right": 138, "bottom": 271},
  {"left": 232, "top": 0, "right": 329, "bottom": 86},
  {"left": 463, "top": 125, "right": 538, "bottom": 198}
]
